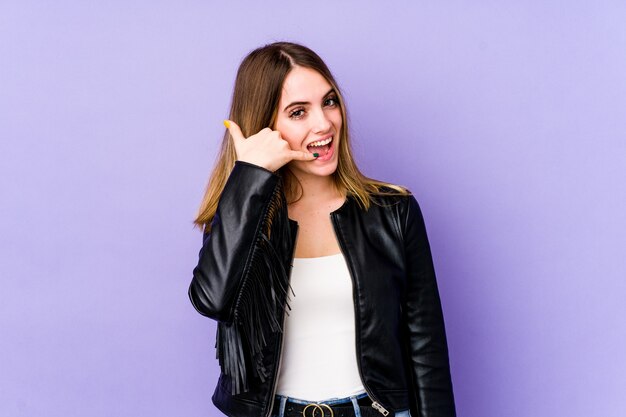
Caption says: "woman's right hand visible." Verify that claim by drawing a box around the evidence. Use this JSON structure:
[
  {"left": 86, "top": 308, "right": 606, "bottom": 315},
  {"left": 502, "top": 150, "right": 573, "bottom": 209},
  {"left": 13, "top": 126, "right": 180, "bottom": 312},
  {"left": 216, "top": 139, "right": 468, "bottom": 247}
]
[{"left": 224, "top": 120, "right": 318, "bottom": 172}]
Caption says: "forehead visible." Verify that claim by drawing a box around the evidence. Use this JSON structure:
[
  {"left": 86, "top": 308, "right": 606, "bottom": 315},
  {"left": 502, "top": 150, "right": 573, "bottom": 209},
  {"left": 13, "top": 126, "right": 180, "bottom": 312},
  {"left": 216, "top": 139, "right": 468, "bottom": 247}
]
[{"left": 279, "top": 67, "right": 332, "bottom": 103}]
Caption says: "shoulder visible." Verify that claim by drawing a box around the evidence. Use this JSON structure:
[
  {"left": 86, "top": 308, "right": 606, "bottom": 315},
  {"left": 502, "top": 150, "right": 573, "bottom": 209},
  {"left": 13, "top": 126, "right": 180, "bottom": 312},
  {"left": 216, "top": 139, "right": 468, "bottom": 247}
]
[
  {"left": 367, "top": 182, "right": 415, "bottom": 207},
  {"left": 366, "top": 182, "right": 426, "bottom": 229}
]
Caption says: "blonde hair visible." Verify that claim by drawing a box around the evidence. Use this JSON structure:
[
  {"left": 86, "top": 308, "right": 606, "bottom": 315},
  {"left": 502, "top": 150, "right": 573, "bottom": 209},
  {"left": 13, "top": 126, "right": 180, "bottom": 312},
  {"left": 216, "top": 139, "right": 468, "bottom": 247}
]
[{"left": 193, "top": 41, "right": 410, "bottom": 233}]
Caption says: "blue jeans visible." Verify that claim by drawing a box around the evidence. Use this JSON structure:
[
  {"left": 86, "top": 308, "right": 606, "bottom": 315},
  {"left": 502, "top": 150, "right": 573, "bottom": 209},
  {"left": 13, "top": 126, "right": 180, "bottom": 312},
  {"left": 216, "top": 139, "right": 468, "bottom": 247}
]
[{"left": 271, "top": 391, "right": 411, "bottom": 417}]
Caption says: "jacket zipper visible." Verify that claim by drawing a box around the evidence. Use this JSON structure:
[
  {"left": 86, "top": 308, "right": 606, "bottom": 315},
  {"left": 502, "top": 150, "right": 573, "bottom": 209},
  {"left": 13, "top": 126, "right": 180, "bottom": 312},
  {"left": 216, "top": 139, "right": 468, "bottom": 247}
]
[
  {"left": 265, "top": 216, "right": 391, "bottom": 417},
  {"left": 330, "top": 213, "right": 390, "bottom": 417},
  {"left": 265, "top": 224, "right": 299, "bottom": 417}
]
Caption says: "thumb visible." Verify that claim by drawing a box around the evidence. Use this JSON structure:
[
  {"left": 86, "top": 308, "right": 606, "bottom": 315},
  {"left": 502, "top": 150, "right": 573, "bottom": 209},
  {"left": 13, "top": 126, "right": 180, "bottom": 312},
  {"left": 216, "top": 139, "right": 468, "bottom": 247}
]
[
  {"left": 224, "top": 119, "right": 245, "bottom": 142},
  {"left": 289, "top": 149, "right": 319, "bottom": 161}
]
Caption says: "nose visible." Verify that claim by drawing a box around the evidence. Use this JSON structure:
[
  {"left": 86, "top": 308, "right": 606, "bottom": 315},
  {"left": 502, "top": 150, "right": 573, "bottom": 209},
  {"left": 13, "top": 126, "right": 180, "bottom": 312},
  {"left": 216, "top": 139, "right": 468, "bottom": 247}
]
[{"left": 312, "top": 107, "right": 332, "bottom": 134}]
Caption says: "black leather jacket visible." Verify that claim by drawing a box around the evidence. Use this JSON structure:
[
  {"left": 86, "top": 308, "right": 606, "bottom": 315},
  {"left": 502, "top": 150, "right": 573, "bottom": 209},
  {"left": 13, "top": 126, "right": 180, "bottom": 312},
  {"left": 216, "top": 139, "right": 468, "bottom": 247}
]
[{"left": 189, "top": 161, "right": 456, "bottom": 417}]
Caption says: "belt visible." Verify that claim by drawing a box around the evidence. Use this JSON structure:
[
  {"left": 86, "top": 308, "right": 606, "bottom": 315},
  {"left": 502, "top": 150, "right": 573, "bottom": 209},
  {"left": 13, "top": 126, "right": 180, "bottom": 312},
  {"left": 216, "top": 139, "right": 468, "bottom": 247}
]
[{"left": 272, "top": 394, "right": 374, "bottom": 417}]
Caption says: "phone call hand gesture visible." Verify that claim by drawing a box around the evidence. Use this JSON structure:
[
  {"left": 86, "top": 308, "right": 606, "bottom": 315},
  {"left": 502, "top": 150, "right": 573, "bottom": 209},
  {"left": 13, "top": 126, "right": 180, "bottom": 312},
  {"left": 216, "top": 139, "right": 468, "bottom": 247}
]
[{"left": 224, "top": 120, "right": 318, "bottom": 173}]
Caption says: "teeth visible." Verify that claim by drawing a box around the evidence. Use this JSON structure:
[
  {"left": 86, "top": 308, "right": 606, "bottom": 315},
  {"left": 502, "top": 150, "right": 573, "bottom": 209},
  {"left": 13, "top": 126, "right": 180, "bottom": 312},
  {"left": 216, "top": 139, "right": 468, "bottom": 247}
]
[{"left": 308, "top": 137, "right": 333, "bottom": 147}]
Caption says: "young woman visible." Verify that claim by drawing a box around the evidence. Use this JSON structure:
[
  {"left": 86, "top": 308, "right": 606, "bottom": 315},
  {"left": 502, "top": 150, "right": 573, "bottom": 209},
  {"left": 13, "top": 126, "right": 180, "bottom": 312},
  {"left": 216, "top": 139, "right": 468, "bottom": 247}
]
[{"left": 189, "top": 41, "right": 456, "bottom": 417}]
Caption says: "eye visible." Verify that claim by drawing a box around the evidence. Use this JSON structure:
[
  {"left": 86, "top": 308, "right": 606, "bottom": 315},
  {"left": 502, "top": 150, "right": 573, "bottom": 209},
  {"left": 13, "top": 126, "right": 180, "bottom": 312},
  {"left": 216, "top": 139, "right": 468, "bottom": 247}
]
[
  {"left": 289, "top": 108, "right": 305, "bottom": 119},
  {"left": 325, "top": 96, "right": 339, "bottom": 107}
]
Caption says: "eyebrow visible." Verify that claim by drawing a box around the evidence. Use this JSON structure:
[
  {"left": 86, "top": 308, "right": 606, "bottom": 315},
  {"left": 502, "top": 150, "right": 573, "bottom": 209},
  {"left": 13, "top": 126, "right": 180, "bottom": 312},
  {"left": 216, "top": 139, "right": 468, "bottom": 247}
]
[{"left": 283, "top": 88, "right": 336, "bottom": 112}]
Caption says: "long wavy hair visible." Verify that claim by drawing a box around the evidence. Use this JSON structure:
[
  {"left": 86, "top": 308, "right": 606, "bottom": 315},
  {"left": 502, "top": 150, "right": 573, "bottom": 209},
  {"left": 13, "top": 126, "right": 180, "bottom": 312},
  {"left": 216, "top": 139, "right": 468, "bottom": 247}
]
[{"left": 193, "top": 41, "right": 410, "bottom": 233}]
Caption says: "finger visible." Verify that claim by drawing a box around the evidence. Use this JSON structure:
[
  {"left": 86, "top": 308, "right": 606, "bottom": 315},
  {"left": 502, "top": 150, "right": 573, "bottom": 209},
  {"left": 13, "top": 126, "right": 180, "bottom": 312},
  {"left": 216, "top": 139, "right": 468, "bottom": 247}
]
[
  {"left": 289, "top": 149, "right": 319, "bottom": 161},
  {"left": 224, "top": 119, "right": 245, "bottom": 142}
]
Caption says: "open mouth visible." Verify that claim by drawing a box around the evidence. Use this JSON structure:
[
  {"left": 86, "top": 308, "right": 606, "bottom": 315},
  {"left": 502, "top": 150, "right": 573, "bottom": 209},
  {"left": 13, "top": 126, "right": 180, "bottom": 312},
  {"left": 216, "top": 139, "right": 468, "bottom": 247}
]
[{"left": 306, "top": 136, "right": 333, "bottom": 158}]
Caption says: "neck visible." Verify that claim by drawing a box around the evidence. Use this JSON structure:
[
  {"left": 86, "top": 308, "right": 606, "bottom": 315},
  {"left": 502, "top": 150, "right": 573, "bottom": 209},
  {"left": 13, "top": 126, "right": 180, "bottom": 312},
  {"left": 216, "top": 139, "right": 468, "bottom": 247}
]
[{"left": 286, "top": 171, "right": 344, "bottom": 207}]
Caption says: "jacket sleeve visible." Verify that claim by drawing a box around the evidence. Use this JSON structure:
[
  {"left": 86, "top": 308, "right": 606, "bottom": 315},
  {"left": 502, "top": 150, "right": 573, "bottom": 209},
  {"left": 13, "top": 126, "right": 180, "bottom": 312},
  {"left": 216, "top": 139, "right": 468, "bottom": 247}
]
[
  {"left": 189, "top": 160, "right": 280, "bottom": 323},
  {"left": 188, "top": 160, "right": 294, "bottom": 395},
  {"left": 402, "top": 194, "right": 456, "bottom": 417}
]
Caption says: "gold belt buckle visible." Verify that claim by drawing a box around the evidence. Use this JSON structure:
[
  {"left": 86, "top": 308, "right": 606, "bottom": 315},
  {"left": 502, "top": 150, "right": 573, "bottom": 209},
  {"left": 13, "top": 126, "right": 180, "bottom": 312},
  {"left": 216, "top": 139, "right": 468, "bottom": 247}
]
[{"left": 302, "top": 403, "right": 334, "bottom": 417}]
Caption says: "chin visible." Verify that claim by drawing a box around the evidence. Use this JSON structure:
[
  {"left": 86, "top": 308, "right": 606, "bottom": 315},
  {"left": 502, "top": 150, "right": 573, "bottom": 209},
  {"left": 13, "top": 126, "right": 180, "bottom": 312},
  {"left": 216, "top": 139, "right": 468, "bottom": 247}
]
[
  {"left": 289, "top": 161, "right": 338, "bottom": 179},
  {"left": 314, "top": 157, "right": 338, "bottom": 171}
]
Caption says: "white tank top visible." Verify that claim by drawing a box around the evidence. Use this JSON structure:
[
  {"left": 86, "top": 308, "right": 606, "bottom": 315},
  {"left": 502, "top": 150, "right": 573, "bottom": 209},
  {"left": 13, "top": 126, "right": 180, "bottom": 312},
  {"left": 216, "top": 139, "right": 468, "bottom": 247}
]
[{"left": 275, "top": 253, "right": 367, "bottom": 401}]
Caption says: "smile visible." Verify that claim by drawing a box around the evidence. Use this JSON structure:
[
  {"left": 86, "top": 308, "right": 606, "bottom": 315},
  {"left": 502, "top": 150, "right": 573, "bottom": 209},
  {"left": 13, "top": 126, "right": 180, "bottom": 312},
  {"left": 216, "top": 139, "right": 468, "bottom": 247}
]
[
  {"left": 307, "top": 136, "right": 333, "bottom": 147},
  {"left": 307, "top": 136, "right": 335, "bottom": 161}
]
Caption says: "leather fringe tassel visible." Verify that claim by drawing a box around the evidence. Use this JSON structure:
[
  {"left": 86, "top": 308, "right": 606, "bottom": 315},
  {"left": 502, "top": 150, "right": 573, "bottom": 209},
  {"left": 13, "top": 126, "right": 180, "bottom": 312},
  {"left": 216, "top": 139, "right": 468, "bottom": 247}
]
[{"left": 215, "top": 178, "right": 295, "bottom": 395}]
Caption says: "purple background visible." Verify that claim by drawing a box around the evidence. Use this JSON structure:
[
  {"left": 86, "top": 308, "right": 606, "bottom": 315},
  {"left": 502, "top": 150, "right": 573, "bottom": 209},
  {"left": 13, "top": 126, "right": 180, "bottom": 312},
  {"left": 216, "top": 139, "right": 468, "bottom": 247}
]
[{"left": 2, "top": 1, "right": 625, "bottom": 416}]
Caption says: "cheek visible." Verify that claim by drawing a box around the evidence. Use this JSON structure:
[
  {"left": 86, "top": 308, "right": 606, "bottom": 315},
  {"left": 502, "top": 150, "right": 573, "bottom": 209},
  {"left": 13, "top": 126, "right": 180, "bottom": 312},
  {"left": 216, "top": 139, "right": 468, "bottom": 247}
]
[
  {"left": 280, "top": 129, "right": 307, "bottom": 149},
  {"left": 331, "top": 109, "right": 343, "bottom": 128},
  {"left": 285, "top": 136, "right": 303, "bottom": 149}
]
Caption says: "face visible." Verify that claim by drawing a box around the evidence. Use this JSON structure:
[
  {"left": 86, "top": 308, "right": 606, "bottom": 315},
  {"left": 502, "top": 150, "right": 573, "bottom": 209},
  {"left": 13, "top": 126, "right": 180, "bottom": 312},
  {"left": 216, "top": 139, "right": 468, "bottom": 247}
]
[{"left": 274, "top": 66, "right": 343, "bottom": 180}]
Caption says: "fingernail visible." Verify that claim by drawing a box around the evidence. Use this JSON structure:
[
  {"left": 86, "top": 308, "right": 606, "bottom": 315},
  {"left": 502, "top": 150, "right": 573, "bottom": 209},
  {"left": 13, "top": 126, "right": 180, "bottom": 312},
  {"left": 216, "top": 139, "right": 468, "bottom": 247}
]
[
  {"left": 223, "top": 120, "right": 230, "bottom": 128},
  {"left": 313, "top": 153, "right": 319, "bottom": 157}
]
